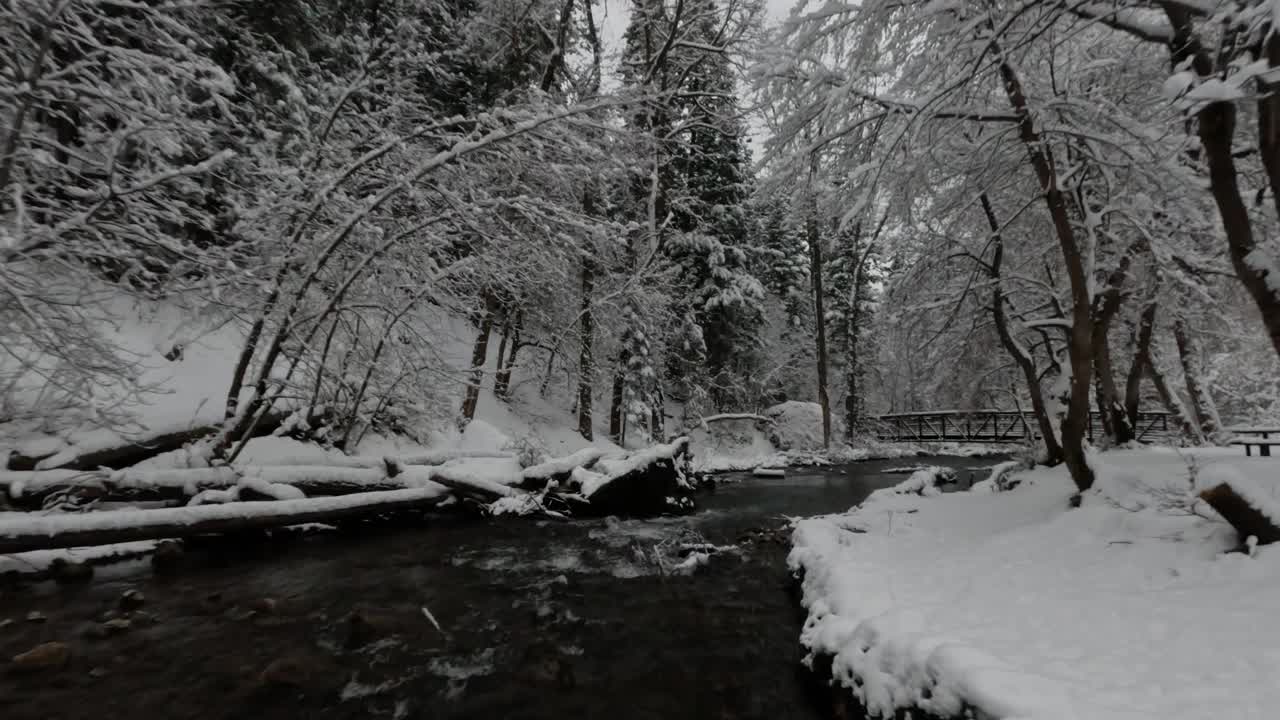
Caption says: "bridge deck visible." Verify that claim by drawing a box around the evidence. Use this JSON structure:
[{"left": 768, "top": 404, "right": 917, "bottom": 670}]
[{"left": 874, "top": 410, "right": 1174, "bottom": 444}]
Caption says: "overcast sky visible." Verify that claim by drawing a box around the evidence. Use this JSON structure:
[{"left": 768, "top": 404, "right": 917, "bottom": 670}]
[
  {"left": 595, "top": 0, "right": 798, "bottom": 153},
  {"left": 597, "top": 0, "right": 797, "bottom": 75}
]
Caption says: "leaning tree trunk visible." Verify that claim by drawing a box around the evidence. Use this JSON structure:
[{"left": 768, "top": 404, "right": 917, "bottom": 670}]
[
  {"left": 1123, "top": 300, "right": 1157, "bottom": 433},
  {"left": 1161, "top": 6, "right": 1280, "bottom": 361},
  {"left": 494, "top": 309, "right": 523, "bottom": 399},
  {"left": 1093, "top": 330, "right": 1132, "bottom": 445},
  {"left": 980, "top": 193, "right": 1064, "bottom": 464},
  {"left": 491, "top": 311, "right": 512, "bottom": 397},
  {"left": 460, "top": 293, "right": 496, "bottom": 422},
  {"left": 1173, "top": 317, "right": 1222, "bottom": 441},
  {"left": 1148, "top": 345, "right": 1203, "bottom": 443},
  {"left": 577, "top": 258, "right": 595, "bottom": 441},
  {"left": 994, "top": 40, "right": 1094, "bottom": 491}
]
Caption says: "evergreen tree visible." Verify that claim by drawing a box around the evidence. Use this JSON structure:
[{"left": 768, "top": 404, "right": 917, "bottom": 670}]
[
  {"left": 825, "top": 221, "right": 881, "bottom": 436},
  {"left": 618, "top": 0, "right": 763, "bottom": 411}
]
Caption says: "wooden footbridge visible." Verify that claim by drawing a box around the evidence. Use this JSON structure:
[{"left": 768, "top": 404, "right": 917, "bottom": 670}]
[{"left": 874, "top": 410, "right": 1175, "bottom": 444}]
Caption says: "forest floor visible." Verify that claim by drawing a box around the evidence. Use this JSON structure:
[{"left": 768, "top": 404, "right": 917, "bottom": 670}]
[{"left": 791, "top": 446, "right": 1280, "bottom": 720}]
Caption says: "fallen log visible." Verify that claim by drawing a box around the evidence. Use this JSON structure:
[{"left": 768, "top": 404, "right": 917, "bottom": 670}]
[
  {"left": 410, "top": 466, "right": 520, "bottom": 502},
  {"left": 244, "top": 449, "right": 513, "bottom": 469},
  {"left": 1200, "top": 480, "right": 1280, "bottom": 546},
  {"left": 698, "top": 413, "right": 774, "bottom": 427},
  {"left": 0, "top": 487, "right": 451, "bottom": 554},
  {"left": 519, "top": 447, "right": 607, "bottom": 490},
  {"left": 0, "top": 466, "right": 414, "bottom": 509},
  {"left": 6, "top": 409, "right": 317, "bottom": 472}
]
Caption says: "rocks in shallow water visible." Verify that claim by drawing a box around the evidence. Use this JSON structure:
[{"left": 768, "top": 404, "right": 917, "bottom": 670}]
[
  {"left": 88, "top": 666, "right": 107, "bottom": 679},
  {"left": 344, "top": 608, "right": 399, "bottom": 649},
  {"left": 49, "top": 558, "right": 94, "bottom": 585},
  {"left": 151, "top": 540, "right": 183, "bottom": 575},
  {"left": 10, "top": 641, "right": 70, "bottom": 673},
  {"left": 102, "top": 618, "right": 132, "bottom": 635},
  {"left": 118, "top": 588, "right": 145, "bottom": 611},
  {"left": 0, "top": 618, "right": 13, "bottom": 629},
  {"left": 25, "top": 611, "right": 46, "bottom": 624},
  {"left": 256, "top": 652, "right": 337, "bottom": 689},
  {"left": 248, "top": 597, "right": 277, "bottom": 615}
]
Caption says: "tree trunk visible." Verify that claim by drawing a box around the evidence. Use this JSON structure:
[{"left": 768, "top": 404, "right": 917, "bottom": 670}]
[
  {"left": 1093, "top": 330, "right": 1131, "bottom": 445},
  {"left": 843, "top": 298, "right": 862, "bottom": 441},
  {"left": 650, "top": 385, "right": 665, "bottom": 440},
  {"left": 1124, "top": 300, "right": 1157, "bottom": 429},
  {"left": 1148, "top": 345, "right": 1202, "bottom": 443},
  {"left": 494, "top": 309, "right": 523, "bottom": 399},
  {"left": 1173, "top": 317, "right": 1222, "bottom": 441},
  {"left": 843, "top": 223, "right": 867, "bottom": 442},
  {"left": 609, "top": 367, "right": 625, "bottom": 441},
  {"left": 577, "top": 259, "right": 595, "bottom": 441},
  {"left": 980, "top": 193, "right": 1064, "bottom": 464},
  {"left": 491, "top": 311, "right": 512, "bottom": 398},
  {"left": 460, "top": 294, "right": 496, "bottom": 422},
  {"left": 1162, "top": 5, "right": 1280, "bottom": 361},
  {"left": 993, "top": 42, "right": 1095, "bottom": 491},
  {"left": 806, "top": 155, "right": 831, "bottom": 448}
]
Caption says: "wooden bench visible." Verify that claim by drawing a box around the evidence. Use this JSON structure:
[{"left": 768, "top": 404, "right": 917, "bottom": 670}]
[{"left": 1230, "top": 434, "right": 1280, "bottom": 457}]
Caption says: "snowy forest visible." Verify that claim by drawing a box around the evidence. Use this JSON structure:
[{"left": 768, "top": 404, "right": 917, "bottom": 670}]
[
  {"left": 3, "top": 1, "right": 1280, "bottom": 719},
  {"left": 2, "top": 0, "right": 1277, "bottom": 474}
]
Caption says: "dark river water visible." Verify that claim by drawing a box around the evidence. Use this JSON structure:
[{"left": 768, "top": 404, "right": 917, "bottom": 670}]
[{"left": 0, "top": 456, "right": 999, "bottom": 720}]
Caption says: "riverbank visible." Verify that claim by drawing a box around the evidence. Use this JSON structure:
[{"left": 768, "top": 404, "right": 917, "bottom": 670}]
[
  {"left": 1, "top": 456, "right": 995, "bottom": 720},
  {"left": 791, "top": 447, "right": 1280, "bottom": 720}
]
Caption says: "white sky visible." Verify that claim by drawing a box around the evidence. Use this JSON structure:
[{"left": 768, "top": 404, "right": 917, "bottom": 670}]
[
  {"left": 597, "top": 0, "right": 798, "bottom": 77},
  {"left": 596, "top": 0, "right": 799, "bottom": 153}
]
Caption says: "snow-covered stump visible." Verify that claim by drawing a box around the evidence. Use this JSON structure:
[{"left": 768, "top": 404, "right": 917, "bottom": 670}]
[
  {"left": 0, "top": 487, "right": 451, "bottom": 554},
  {"left": 575, "top": 437, "right": 694, "bottom": 516}
]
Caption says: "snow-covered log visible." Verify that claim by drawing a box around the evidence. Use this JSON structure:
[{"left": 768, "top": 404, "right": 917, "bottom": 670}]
[
  {"left": 8, "top": 425, "right": 218, "bottom": 472},
  {"left": 6, "top": 410, "right": 317, "bottom": 472},
  {"left": 518, "top": 447, "right": 606, "bottom": 489},
  {"left": 410, "top": 466, "right": 520, "bottom": 502},
  {"left": 578, "top": 437, "right": 694, "bottom": 516},
  {"left": 0, "top": 466, "right": 411, "bottom": 508},
  {"left": 869, "top": 466, "right": 957, "bottom": 500},
  {"left": 0, "top": 487, "right": 450, "bottom": 554},
  {"left": 698, "top": 413, "right": 773, "bottom": 427},
  {"left": 969, "top": 460, "right": 1029, "bottom": 493},
  {"left": 243, "top": 449, "right": 513, "bottom": 468},
  {"left": 1199, "top": 474, "right": 1280, "bottom": 546}
]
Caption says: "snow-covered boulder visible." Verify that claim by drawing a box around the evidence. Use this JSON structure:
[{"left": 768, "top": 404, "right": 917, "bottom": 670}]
[{"left": 762, "top": 401, "right": 842, "bottom": 452}]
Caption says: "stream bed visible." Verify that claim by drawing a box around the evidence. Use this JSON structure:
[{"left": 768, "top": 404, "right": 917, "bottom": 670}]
[{"left": 0, "top": 455, "right": 999, "bottom": 720}]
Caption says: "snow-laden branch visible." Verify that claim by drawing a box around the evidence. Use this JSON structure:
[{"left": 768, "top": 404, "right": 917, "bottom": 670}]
[{"left": 1061, "top": 2, "right": 1173, "bottom": 43}]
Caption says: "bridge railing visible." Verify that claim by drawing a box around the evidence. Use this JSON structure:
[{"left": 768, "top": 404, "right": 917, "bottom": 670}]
[{"left": 874, "top": 410, "right": 1175, "bottom": 444}]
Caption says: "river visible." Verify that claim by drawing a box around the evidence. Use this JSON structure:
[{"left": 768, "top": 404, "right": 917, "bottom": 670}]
[{"left": 0, "top": 455, "right": 999, "bottom": 720}]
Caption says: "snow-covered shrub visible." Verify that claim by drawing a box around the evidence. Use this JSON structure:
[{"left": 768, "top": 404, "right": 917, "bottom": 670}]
[
  {"left": 970, "top": 460, "right": 1032, "bottom": 494},
  {"left": 503, "top": 432, "right": 549, "bottom": 469}
]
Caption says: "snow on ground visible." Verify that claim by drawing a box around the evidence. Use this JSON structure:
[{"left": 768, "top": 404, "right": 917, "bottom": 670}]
[
  {"left": 790, "top": 447, "right": 1280, "bottom": 720},
  {"left": 1, "top": 293, "right": 249, "bottom": 465}
]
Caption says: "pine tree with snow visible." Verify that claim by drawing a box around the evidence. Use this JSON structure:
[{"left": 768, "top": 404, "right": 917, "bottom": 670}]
[{"left": 619, "top": 0, "right": 764, "bottom": 410}]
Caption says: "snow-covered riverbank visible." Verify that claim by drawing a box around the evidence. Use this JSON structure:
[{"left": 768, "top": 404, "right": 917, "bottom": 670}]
[{"left": 790, "top": 447, "right": 1280, "bottom": 720}]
